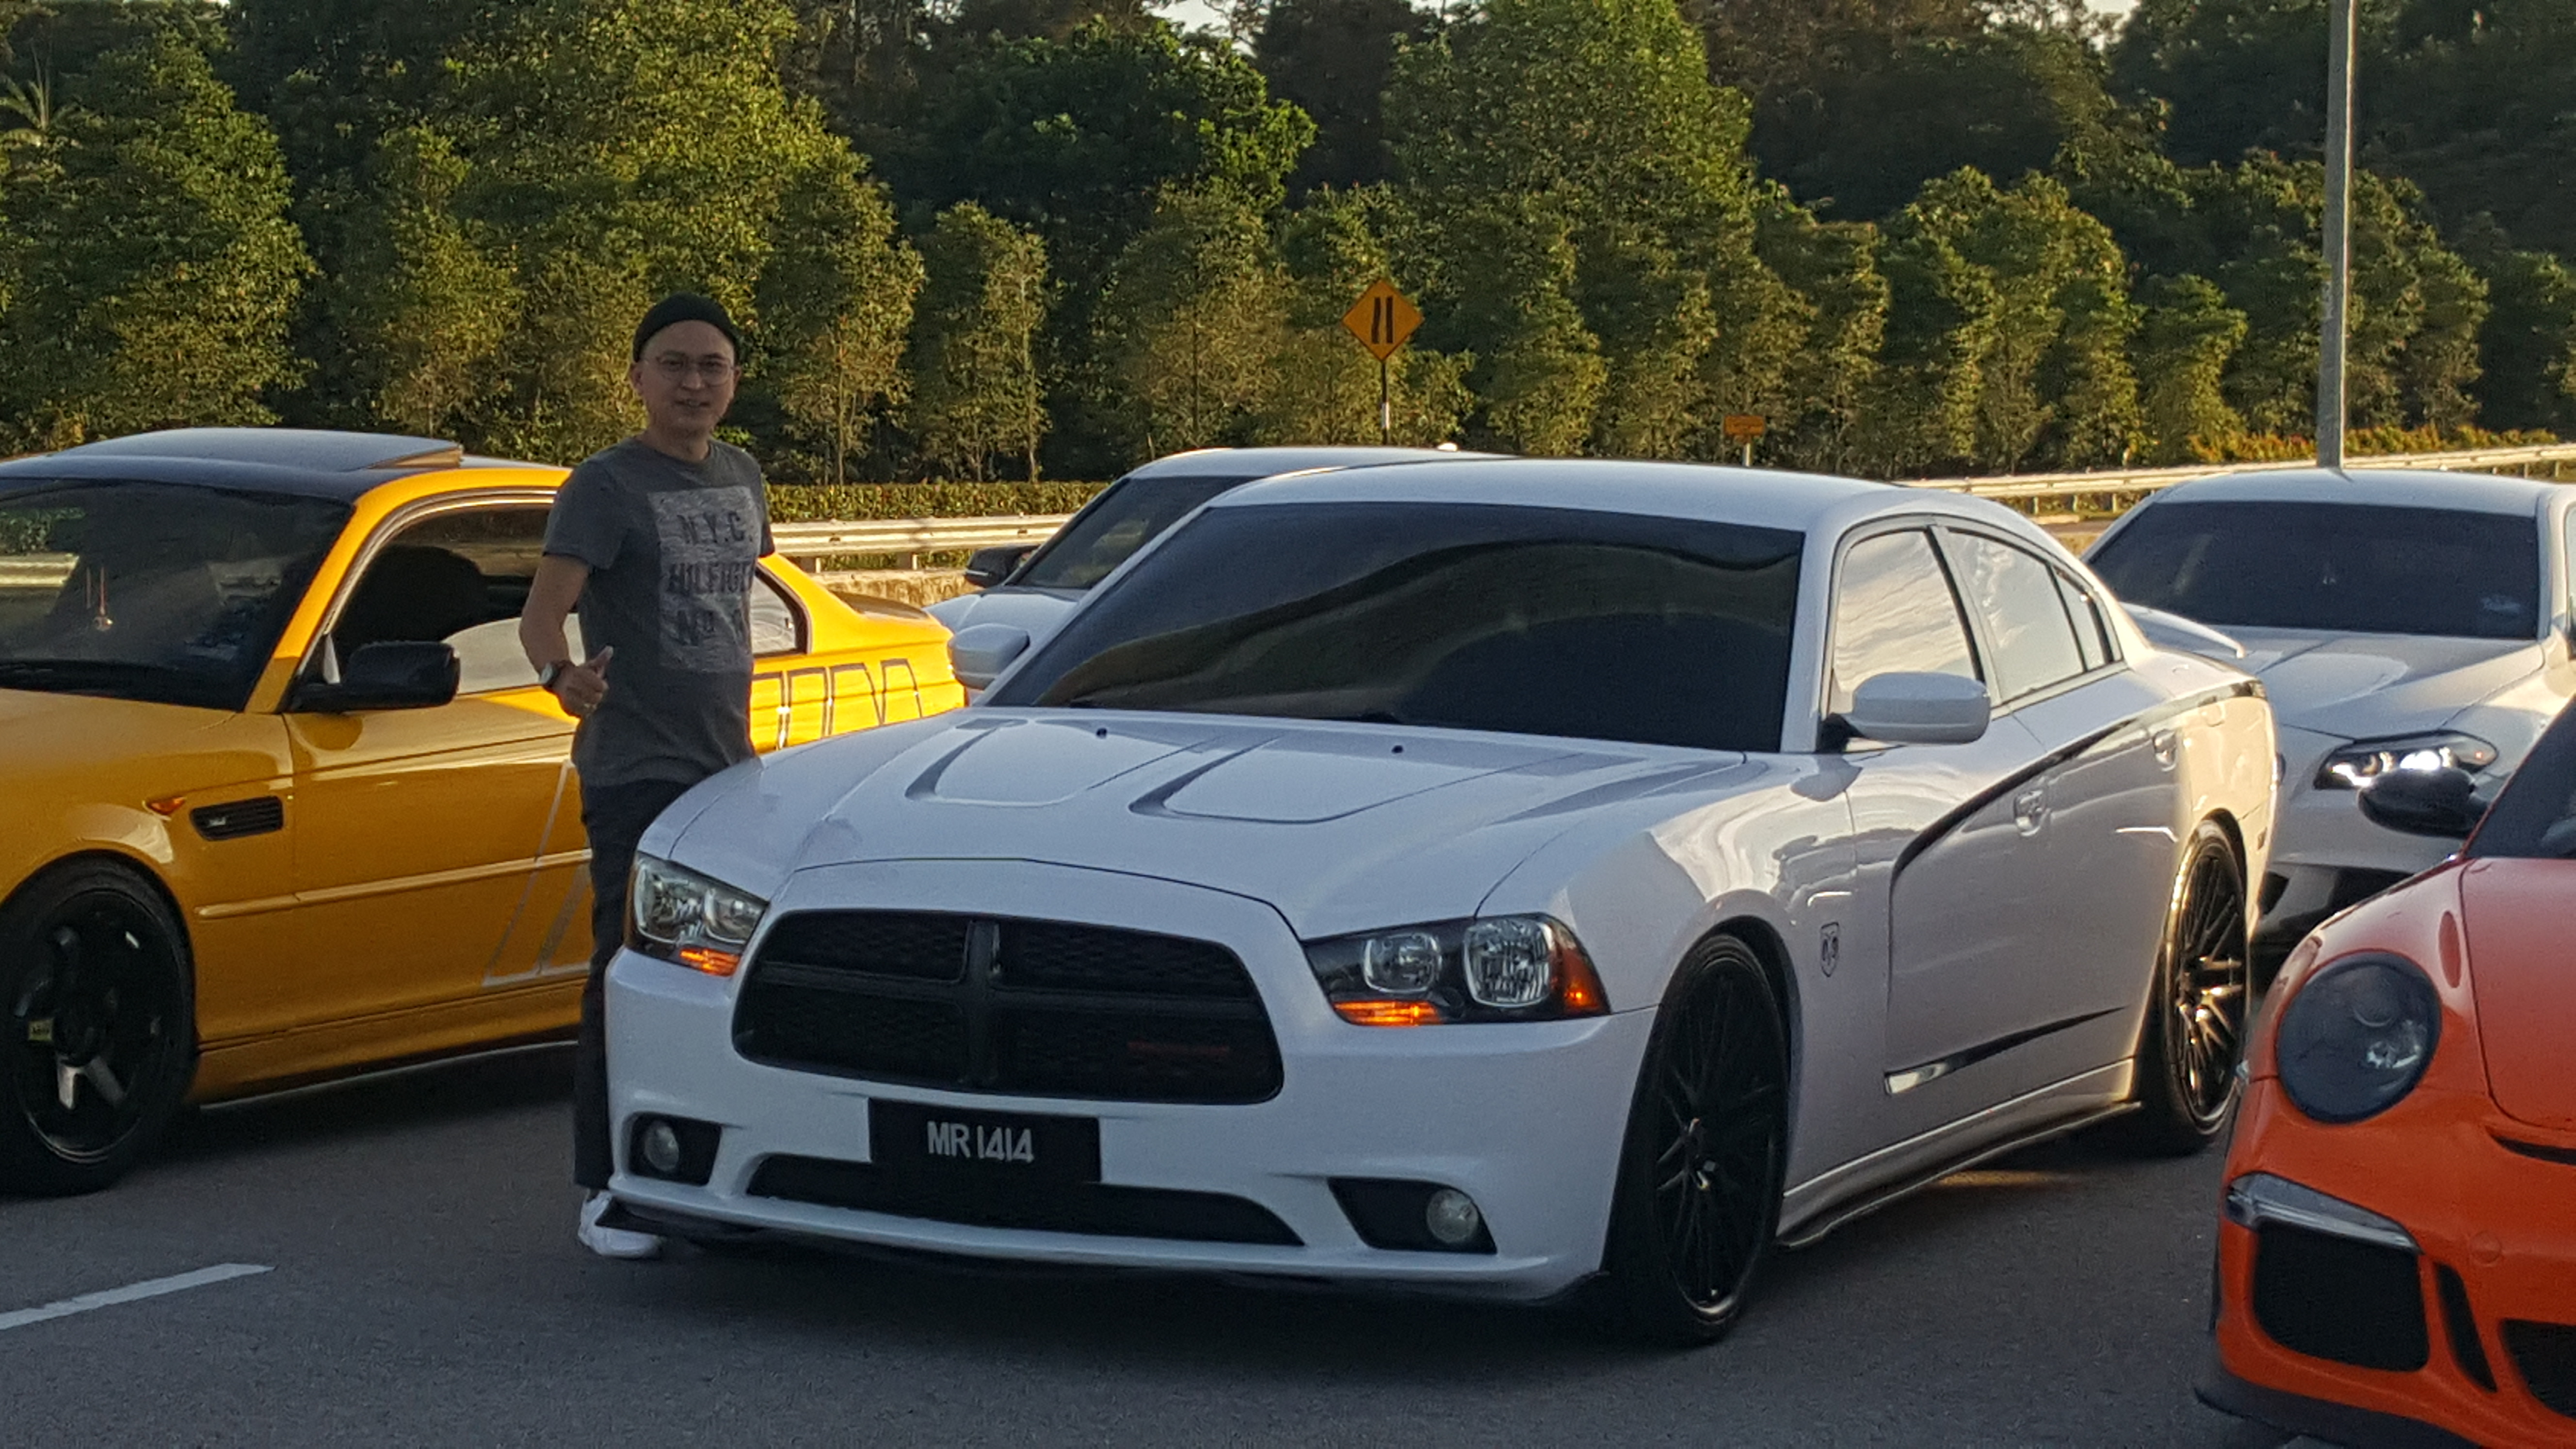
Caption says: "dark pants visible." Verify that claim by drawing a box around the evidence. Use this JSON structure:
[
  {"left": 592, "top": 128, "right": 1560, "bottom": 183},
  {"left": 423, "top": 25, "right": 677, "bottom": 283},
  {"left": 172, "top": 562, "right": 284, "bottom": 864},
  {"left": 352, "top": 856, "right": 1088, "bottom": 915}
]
[{"left": 575, "top": 776, "right": 699, "bottom": 1191}]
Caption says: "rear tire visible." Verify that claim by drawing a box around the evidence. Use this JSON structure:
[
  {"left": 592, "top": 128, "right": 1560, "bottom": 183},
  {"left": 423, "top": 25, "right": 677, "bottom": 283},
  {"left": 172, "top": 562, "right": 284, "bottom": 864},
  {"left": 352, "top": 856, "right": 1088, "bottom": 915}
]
[
  {"left": 2117, "top": 821, "right": 2249, "bottom": 1157},
  {"left": 1595, "top": 935, "right": 1788, "bottom": 1347},
  {"left": 0, "top": 861, "right": 197, "bottom": 1196}
]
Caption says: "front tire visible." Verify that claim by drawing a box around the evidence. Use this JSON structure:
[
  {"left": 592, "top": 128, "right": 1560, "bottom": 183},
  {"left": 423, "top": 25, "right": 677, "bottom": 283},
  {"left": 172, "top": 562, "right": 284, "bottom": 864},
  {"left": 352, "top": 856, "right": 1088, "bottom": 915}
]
[
  {"left": 1596, "top": 935, "right": 1789, "bottom": 1346},
  {"left": 2118, "top": 821, "right": 2249, "bottom": 1157},
  {"left": 0, "top": 861, "right": 197, "bottom": 1196}
]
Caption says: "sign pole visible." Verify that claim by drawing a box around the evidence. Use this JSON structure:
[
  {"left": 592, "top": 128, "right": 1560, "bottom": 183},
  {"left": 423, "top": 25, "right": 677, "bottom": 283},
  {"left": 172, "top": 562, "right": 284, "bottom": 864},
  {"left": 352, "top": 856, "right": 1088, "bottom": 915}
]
[
  {"left": 2318, "top": 0, "right": 2356, "bottom": 471},
  {"left": 1343, "top": 279, "right": 1423, "bottom": 445}
]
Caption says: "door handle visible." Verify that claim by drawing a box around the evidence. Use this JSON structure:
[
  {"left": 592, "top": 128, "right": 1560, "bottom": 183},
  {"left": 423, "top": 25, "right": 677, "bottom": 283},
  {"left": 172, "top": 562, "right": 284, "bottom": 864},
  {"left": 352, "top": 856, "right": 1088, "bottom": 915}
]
[{"left": 2013, "top": 786, "right": 2047, "bottom": 835}]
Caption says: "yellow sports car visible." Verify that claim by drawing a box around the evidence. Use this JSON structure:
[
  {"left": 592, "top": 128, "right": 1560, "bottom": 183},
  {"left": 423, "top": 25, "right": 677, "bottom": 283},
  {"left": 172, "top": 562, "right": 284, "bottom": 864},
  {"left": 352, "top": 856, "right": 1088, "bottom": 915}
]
[{"left": 0, "top": 428, "right": 964, "bottom": 1194}]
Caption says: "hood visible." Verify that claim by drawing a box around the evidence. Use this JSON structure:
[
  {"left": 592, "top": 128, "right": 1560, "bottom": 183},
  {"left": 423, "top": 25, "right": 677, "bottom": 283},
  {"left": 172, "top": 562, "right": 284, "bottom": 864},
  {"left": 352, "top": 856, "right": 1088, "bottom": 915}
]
[
  {"left": 2228, "top": 630, "right": 2544, "bottom": 738},
  {"left": 2459, "top": 858, "right": 2576, "bottom": 1132},
  {"left": 661, "top": 711, "right": 1761, "bottom": 938},
  {"left": 0, "top": 685, "right": 272, "bottom": 781},
  {"left": 923, "top": 586, "right": 1081, "bottom": 641}
]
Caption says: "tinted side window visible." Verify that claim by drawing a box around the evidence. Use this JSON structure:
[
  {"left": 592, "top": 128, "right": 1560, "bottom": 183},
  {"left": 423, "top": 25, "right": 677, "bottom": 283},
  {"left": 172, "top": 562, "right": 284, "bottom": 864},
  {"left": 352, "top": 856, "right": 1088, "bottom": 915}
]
[
  {"left": 1945, "top": 532, "right": 2087, "bottom": 703},
  {"left": 337, "top": 505, "right": 550, "bottom": 694},
  {"left": 2056, "top": 568, "right": 2114, "bottom": 672},
  {"left": 1829, "top": 529, "right": 1980, "bottom": 715},
  {"left": 750, "top": 570, "right": 802, "bottom": 656}
]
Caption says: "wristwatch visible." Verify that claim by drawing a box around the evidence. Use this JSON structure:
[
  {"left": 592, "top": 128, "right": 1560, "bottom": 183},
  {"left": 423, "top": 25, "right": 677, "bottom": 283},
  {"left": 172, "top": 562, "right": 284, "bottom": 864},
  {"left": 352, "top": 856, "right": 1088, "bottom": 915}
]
[{"left": 538, "top": 659, "right": 574, "bottom": 693}]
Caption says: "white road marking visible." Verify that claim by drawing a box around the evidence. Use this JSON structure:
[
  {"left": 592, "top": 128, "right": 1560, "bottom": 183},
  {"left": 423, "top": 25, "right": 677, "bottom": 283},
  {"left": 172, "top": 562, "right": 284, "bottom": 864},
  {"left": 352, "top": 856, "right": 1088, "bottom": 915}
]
[{"left": 0, "top": 1262, "right": 271, "bottom": 1333}]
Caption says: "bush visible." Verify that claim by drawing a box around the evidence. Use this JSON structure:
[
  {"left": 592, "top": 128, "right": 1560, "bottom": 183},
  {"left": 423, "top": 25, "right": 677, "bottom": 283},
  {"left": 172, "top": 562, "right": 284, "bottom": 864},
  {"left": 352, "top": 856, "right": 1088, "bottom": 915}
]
[
  {"left": 766, "top": 481, "right": 1108, "bottom": 522},
  {"left": 2190, "top": 423, "right": 2558, "bottom": 463}
]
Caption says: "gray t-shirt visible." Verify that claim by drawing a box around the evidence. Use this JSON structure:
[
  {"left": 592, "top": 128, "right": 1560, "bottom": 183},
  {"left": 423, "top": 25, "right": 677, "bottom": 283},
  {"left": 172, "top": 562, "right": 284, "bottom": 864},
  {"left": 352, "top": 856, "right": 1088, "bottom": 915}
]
[{"left": 543, "top": 437, "right": 775, "bottom": 789}]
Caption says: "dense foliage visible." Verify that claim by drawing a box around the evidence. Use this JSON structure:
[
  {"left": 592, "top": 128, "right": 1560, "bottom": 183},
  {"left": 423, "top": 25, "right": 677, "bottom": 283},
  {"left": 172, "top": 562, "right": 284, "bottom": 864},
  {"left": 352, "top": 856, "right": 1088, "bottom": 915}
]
[{"left": 0, "top": 0, "right": 2568, "bottom": 477}]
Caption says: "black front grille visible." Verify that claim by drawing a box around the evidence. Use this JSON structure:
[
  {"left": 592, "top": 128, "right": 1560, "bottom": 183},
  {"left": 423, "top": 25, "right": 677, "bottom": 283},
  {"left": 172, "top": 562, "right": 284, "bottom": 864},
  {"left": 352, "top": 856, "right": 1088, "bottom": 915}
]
[
  {"left": 749, "top": 1154, "right": 1301, "bottom": 1245},
  {"left": 2506, "top": 1320, "right": 2576, "bottom": 1419},
  {"left": 734, "top": 910, "right": 1282, "bottom": 1104},
  {"left": 2251, "top": 1224, "right": 2429, "bottom": 1372}
]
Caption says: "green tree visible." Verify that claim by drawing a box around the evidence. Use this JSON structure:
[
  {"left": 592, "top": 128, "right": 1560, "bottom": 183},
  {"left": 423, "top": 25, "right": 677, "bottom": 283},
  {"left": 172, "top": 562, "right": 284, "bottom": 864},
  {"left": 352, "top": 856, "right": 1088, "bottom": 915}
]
[
  {"left": 1863, "top": 180, "right": 1999, "bottom": 473},
  {"left": 1436, "top": 193, "right": 1604, "bottom": 454},
  {"left": 1092, "top": 185, "right": 1291, "bottom": 455},
  {"left": 2459, "top": 221, "right": 2576, "bottom": 435},
  {"left": 907, "top": 202, "right": 1050, "bottom": 480},
  {"left": 319, "top": 125, "right": 516, "bottom": 437},
  {"left": 1249, "top": 0, "right": 1435, "bottom": 193},
  {"left": 0, "top": 25, "right": 308, "bottom": 448},
  {"left": 1254, "top": 185, "right": 1471, "bottom": 445},
  {"left": 2131, "top": 273, "right": 2248, "bottom": 462},
  {"left": 1389, "top": 0, "right": 1800, "bottom": 457},
  {"left": 756, "top": 150, "right": 923, "bottom": 482},
  {"left": 1755, "top": 199, "right": 1888, "bottom": 473}
]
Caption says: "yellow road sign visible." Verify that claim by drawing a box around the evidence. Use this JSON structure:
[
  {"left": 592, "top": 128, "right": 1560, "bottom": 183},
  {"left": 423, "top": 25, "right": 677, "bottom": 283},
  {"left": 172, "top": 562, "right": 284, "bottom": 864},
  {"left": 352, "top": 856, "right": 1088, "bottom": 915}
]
[
  {"left": 1722, "top": 413, "right": 1767, "bottom": 441},
  {"left": 1342, "top": 279, "right": 1422, "bottom": 361}
]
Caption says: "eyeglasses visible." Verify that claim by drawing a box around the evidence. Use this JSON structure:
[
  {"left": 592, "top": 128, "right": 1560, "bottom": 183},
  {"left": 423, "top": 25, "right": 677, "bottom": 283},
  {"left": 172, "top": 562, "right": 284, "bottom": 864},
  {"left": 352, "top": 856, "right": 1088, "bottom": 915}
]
[{"left": 648, "top": 355, "right": 739, "bottom": 384}]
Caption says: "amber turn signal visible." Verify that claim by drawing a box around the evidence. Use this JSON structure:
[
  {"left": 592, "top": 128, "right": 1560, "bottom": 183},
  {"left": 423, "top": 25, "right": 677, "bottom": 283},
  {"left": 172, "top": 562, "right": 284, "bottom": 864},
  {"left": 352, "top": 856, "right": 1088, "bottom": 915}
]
[{"left": 1333, "top": 998, "right": 1447, "bottom": 1028}]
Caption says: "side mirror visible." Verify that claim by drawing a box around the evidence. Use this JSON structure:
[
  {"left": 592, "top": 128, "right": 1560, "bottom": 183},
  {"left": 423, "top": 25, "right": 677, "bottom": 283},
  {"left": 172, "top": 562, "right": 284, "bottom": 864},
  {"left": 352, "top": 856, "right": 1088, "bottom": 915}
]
[
  {"left": 947, "top": 624, "right": 1031, "bottom": 692},
  {"left": 292, "top": 642, "right": 460, "bottom": 713},
  {"left": 1837, "top": 672, "right": 1992, "bottom": 747},
  {"left": 2358, "top": 767, "right": 2483, "bottom": 840},
  {"left": 963, "top": 545, "right": 1035, "bottom": 589}
]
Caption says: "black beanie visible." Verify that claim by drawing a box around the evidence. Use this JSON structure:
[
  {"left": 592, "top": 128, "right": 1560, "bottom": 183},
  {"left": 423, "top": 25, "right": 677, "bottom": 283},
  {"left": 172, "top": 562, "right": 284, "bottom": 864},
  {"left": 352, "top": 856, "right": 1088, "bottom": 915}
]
[{"left": 631, "top": 292, "right": 743, "bottom": 361}]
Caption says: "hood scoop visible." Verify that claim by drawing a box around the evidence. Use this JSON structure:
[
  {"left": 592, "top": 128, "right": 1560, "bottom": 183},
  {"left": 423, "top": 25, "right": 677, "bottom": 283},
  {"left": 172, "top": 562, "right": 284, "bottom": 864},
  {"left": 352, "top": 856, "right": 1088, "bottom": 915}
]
[
  {"left": 1146, "top": 733, "right": 1566, "bottom": 824},
  {"left": 905, "top": 719, "right": 1215, "bottom": 806}
]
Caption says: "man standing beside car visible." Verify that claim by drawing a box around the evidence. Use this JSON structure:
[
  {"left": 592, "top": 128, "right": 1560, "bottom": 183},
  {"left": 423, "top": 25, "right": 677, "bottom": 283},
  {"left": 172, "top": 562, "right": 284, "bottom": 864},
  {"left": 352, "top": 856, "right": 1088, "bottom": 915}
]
[{"left": 519, "top": 293, "right": 772, "bottom": 1260}]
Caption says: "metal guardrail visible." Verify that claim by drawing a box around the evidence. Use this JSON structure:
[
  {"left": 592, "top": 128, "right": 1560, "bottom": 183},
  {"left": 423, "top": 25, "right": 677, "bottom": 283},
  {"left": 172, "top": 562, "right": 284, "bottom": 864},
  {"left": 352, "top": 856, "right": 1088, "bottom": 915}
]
[
  {"left": 1899, "top": 442, "right": 2576, "bottom": 501},
  {"left": 771, "top": 514, "right": 1068, "bottom": 569},
  {"left": 762, "top": 444, "right": 2576, "bottom": 570}
]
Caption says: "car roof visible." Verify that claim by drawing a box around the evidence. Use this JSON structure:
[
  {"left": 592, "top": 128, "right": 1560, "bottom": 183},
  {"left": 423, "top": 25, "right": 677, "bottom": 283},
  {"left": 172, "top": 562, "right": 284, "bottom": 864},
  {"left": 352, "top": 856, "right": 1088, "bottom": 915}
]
[
  {"left": 1212, "top": 457, "right": 1931, "bottom": 534},
  {"left": 0, "top": 427, "right": 552, "bottom": 500},
  {"left": 1117, "top": 446, "right": 1499, "bottom": 483},
  {"left": 2143, "top": 467, "right": 2566, "bottom": 515}
]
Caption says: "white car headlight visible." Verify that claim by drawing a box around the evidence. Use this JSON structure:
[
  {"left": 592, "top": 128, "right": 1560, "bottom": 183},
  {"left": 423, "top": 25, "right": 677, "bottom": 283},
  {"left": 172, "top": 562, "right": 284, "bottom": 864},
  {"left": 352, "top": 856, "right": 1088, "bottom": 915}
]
[
  {"left": 626, "top": 854, "right": 768, "bottom": 977},
  {"left": 2317, "top": 732, "right": 2498, "bottom": 789},
  {"left": 1304, "top": 915, "right": 1609, "bottom": 1026}
]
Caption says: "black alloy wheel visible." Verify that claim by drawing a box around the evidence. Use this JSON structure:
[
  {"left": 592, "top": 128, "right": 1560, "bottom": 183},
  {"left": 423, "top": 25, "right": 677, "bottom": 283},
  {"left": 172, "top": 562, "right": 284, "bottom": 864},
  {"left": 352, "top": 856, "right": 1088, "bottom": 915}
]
[
  {"left": 2118, "top": 821, "right": 2249, "bottom": 1157},
  {"left": 1597, "top": 934, "right": 1789, "bottom": 1346},
  {"left": 0, "top": 861, "right": 196, "bottom": 1196}
]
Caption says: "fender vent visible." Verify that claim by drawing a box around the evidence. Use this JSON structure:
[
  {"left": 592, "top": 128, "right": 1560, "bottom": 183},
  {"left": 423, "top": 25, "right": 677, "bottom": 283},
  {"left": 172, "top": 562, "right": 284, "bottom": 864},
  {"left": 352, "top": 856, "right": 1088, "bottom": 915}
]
[{"left": 191, "top": 797, "right": 283, "bottom": 841}]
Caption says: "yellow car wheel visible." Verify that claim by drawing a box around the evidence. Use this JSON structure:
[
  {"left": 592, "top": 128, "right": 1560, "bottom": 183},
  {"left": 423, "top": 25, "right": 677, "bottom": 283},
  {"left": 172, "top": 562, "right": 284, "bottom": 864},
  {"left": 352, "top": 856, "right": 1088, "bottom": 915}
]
[{"left": 0, "top": 860, "right": 196, "bottom": 1197}]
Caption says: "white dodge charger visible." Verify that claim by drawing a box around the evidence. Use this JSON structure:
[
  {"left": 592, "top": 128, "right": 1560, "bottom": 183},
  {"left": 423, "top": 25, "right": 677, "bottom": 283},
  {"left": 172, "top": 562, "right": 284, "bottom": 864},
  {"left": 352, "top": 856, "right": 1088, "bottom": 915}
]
[{"left": 602, "top": 459, "right": 2276, "bottom": 1343}]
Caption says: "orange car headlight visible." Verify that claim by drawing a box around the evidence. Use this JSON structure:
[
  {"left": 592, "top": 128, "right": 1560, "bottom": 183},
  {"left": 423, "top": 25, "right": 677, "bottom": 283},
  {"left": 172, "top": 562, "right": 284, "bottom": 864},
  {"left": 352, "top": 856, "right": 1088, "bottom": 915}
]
[{"left": 2276, "top": 953, "right": 2441, "bottom": 1124}]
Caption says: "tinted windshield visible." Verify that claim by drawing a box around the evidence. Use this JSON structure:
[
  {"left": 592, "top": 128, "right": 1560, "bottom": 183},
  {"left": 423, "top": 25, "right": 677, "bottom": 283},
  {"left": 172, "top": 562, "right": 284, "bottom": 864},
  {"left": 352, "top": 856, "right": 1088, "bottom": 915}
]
[
  {"left": 0, "top": 480, "right": 350, "bottom": 710},
  {"left": 1012, "top": 472, "right": 1264, "bottom": 590},
  {"left": 988, "top": 502, "right": 1804, "bottom": 752},
  {"left": 2473, "top": 705, "right": 2576, "bottom": 861},
  {"left": 2088, "top": 500, "right": 2542, "bottom": 640}
]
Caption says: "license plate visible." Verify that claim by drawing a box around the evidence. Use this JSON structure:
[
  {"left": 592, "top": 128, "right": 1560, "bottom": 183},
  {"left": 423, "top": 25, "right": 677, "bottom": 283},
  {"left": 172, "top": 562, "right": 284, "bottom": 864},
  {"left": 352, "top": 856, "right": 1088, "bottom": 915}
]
[{"left": 869, "top": 1100, "right": 1101, "bottom": 1184}]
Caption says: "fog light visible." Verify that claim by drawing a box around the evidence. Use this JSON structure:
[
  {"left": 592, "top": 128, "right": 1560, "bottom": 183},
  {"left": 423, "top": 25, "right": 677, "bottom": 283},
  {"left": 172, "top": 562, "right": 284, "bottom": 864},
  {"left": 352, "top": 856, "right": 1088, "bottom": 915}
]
[
  {"left": 639, "top": 1119, "right": 684, "bottom": 1176},
  {"left": 1424, "top": 1188, "right": 1482, "bottom": 1247}
]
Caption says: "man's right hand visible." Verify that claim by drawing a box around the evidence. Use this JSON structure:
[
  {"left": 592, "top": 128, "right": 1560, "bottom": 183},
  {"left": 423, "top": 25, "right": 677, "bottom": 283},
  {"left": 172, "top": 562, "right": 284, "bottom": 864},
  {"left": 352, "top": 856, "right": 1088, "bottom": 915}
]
[{"left": 553, "top": 645, "right": 613, "bottom": 718}]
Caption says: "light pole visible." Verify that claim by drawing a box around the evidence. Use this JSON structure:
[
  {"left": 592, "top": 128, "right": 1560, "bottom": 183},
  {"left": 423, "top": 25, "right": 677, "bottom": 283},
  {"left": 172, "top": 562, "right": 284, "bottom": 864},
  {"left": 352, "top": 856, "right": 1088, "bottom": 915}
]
[{"left": 2317, "top": 0, "right": 2357, "bottom": 470}]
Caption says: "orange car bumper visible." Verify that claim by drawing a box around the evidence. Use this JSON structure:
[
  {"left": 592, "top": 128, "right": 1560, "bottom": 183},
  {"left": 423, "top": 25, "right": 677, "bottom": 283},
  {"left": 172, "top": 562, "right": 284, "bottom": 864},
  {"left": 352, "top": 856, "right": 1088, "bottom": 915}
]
[{"left": 2204, "top": 1081, "right": 2576, "bottom": 1449}]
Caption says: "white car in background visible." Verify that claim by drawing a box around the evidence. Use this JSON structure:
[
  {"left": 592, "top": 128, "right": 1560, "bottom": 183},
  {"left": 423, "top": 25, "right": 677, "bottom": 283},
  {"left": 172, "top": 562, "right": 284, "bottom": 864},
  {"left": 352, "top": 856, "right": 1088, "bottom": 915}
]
[
  {"left": 927, "top": 447, "right": 1488, "bottom": 676},
  {"left": 2087, "top": 467, "right": 2576, "bottom": 976},
  {"left": 601, "top": 459, "right": 2274, "bottom": 1343}
]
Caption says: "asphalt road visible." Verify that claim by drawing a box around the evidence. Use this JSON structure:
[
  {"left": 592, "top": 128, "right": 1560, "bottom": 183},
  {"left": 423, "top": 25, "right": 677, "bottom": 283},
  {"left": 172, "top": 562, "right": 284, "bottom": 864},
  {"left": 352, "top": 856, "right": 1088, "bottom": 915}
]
[{"left": 0, "top": 1046, "right": 2300, "bottom": 1449}]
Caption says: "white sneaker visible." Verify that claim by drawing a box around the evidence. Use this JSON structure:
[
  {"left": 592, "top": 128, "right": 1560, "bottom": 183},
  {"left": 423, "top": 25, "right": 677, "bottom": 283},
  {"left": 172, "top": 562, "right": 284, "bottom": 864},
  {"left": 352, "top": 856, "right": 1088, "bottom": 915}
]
[{"left": 578, "top": 1191, "right": 664, "bottom": 1260}]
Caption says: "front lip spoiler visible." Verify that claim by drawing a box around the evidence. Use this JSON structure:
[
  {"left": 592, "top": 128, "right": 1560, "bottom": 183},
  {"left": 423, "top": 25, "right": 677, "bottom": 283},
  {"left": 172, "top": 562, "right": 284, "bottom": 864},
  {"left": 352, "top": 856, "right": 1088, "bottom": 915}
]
[
  {"left": 2196, "top": 1346, "right": 2474, "bottom": 1449},
  {"left": 2222, "top": 1172, "right": 2418, "bottom": 1254}
]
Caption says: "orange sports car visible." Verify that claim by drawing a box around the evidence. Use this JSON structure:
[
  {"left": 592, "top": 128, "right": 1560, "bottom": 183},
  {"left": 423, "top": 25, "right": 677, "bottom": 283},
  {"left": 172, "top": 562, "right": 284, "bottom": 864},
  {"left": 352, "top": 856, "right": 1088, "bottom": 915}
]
[{"left": 2200, "top": 698, "right": 2576, "bottom": 1447}]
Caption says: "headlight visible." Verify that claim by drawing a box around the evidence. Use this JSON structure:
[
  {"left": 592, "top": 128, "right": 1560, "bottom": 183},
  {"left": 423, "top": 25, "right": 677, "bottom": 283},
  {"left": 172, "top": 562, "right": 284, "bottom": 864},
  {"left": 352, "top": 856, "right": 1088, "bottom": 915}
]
[
  {"left": 2317, "top": 732, "right": 2497, "bottom": 789},
  {"left": 626, "top": 855, "right": 768, "bottom": 977},
  {"left": 1304, "top": 915, "right": 1609, "bottom": 1026},
  {"left": 2275, "top": 953, "right": 2441, "bottom": 1123}
]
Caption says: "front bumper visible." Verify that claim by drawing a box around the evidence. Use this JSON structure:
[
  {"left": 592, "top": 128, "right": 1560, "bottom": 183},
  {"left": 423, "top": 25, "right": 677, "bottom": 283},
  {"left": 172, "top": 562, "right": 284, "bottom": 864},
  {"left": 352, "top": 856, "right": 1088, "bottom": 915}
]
[
  {"left": 604, "top": 859, "right": 1655, "bottom": 1302},
  {"left": 2254, "top": 728, "right": 2463, "bottom": 966},
  {"left": 2207, "top": 1080, "right": 2576, "bottom": 1449}
]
